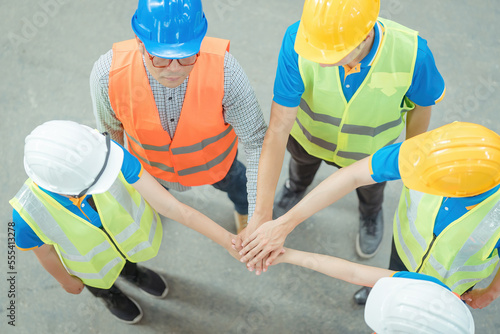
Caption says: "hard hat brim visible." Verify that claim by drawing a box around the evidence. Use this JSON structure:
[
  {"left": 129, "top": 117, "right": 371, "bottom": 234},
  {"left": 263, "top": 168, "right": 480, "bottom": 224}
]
[
  {"left": 86, "top": 140, "right": 124, "bottom": 195},
  {"left": 132, "top": 16, "right": 207, "bottom": 59}
]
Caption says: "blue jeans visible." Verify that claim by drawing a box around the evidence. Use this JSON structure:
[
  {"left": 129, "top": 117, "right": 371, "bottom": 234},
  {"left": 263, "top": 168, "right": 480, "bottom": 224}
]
[{"left": 212, "top": 153, "right": 248, "bottom": 215}]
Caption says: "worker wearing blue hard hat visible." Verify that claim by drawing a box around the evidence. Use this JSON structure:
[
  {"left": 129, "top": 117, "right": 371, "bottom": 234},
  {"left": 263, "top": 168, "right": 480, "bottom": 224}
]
[{"left": 91, "top": 0, "right": 267, "bottom": 235}]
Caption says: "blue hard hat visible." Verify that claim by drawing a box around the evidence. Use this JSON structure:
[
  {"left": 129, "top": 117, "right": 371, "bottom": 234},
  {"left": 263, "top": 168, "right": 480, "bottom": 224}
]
[{"left": 131, "top": 0, "right": 208, "bottom": 59}]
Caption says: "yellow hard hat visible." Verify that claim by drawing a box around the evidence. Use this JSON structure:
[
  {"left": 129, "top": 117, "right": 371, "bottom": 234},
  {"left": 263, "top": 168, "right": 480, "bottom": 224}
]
[
  {"left": 295, "top": 0, "right": 380, "bottom": 64},
  {"left": 399, "top": 122, "right": 500, "bottom": 197}
]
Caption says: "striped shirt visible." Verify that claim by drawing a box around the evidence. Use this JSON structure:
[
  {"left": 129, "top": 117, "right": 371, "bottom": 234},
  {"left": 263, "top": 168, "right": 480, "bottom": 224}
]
[{"left": 90, "top": 48, "right": 267, "bottom": 216}]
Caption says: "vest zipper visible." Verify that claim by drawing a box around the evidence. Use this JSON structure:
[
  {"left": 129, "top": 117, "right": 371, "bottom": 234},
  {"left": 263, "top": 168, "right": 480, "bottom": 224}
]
[
  {"left": 88, "top": 196, "right": 128, "bottom": 260},
  {"left": 100, "top": 226, "right": 127, "bottom": 259},
  {"left": 415, "top": 233, "right": 437, "bottom": 273}
]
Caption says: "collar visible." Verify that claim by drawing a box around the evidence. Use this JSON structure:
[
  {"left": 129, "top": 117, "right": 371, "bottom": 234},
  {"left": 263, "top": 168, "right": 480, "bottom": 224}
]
[
  {"left": 359, "top": 20, "right": 384, "bottom": 68},
  {"left": 36, "top": 183, "right": 89, "bottom": 208}
]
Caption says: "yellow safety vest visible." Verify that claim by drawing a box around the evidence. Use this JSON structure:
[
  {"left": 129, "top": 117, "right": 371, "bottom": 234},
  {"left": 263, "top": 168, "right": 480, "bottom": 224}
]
[
  {"left": 394, "top": 187, "right": 500, "bottom": 294},
  {"left": 9, "top": 173, "right": 163, "bottom": 289},
  {"left": 292, "top": 18, "right": 418, "bottom": 167}
]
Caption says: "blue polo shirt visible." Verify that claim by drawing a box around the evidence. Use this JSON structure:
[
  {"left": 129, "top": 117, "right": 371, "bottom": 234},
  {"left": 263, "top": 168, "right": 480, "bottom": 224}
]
[
  {"left": 12, "top": 141, "right": 143, "bottom": 250},
  {"left": 392, "top": 271, "right": 450, "bottom": 291},
  {"left": 273, "top": 20, "right": 445, "bottom": 108},
  {"left": 369, "top": 142, "right": 500, "bottom": 251}
]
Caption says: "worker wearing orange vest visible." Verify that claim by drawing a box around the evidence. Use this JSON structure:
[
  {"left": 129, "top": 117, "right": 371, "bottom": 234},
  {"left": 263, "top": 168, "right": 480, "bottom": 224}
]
[{"left": 91, "top": 0, "right": 267, "bottom": 233}]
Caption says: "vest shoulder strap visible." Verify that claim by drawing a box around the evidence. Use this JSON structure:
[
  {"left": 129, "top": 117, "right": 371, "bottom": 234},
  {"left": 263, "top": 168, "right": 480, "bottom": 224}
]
[
  {"left": 200, "top": 37, "right": 230, "bottom": 55},
  {"left": 112, "top": 39, "right": 138, "bottom": 52}
]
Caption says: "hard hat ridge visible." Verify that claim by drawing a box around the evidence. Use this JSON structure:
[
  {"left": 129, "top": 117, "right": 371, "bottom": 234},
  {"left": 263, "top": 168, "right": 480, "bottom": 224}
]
[
  {"left": 365, "top": 277, "right": 475, "bottom": 334},
  {"left": 399, "top": 122, "right": 500, "bottom": 197},
  {"left": 295, "top": 0, "right": 380, "bottom": 64},
  {"left": 131, "top": 0, "right": 208, "bottom": 59}
]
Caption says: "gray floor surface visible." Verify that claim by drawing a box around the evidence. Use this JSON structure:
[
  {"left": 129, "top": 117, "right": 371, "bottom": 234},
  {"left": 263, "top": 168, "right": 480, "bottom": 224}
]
[{"left": 1, "top": 0, "right": 500, "bottom": 333}]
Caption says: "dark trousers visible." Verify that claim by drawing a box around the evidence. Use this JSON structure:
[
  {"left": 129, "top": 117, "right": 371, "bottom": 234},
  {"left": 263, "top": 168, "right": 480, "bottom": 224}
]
[
  {"left": 86, "top": 260, "right": 139, "bottom": 297},
  {"left": 388, "top": 238, "right": 408, "bottom": 271},
  {"left": 212, "top": 152, "right": 249, "bottom": 215},
  {"left": 286, "top": 136, "right": 386, "bottom": 217}
]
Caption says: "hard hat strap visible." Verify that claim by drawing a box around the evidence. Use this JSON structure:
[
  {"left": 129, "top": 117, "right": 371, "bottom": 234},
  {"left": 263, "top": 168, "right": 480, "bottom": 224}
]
[{"left": 76, "top": 133, "right": 111, "bottom": 198}]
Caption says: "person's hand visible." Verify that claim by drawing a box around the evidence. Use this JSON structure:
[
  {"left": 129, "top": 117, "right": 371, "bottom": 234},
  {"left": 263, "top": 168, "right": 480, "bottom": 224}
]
[
  {"left": 61, "top": 276, "right": 84, "bottom": 294},
  {"left": 239, "top": 218, "right": 291, "bottom": 272},
  {"left": 232, "top": 222, "right": 268, "bottom": 275},
  {"left": 232, "top": 214, "right": 266, "bottom": 252},
  {"left": 226, "top": 233, "right": 244, "bottom": 261},
  {"left": 461, "top": 288, "right": 498, "bottom": 309}
]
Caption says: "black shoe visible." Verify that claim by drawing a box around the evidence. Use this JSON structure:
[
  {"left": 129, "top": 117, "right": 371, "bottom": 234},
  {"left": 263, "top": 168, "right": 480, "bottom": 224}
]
[
  {"left": 356, "top": 210, "right": 383, "bottom": 258},
  {"left": 273, "top": 182, "right": 307, "bottom": 219},
  {"left": 123, "top": 266, "right": 169, "bottom": 299},
  {"left": 96, "top": 285, "right": 143, "bottom": 324},
  {"left": 353, "top": 286, "right": 372, "bottom": 305}
]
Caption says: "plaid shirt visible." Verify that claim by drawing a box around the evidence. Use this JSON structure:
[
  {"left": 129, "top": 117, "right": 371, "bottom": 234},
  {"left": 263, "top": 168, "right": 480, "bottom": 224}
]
[{"left": 90, "top": 48, "right": 266, "bottom": 216}]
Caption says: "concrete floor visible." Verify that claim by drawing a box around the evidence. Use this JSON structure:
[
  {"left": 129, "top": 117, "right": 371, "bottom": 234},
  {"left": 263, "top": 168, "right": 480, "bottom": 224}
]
[{"left": 1, "top": 0, "right": 500, "bottom": 333}]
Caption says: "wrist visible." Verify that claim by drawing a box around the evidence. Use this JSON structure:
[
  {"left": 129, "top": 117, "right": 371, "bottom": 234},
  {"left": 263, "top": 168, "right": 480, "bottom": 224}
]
[
  {"left": 486, "top": 284, "right": 500, "bottom": 299},
  {"left": 222, "top": 231, "right": 235, "bottom": 250},
  {"left": 249, "top": 211, "right": 272, "bottom": 227},
  {"left": 275, "top": 215, "right": 296, "bottom": 235}
]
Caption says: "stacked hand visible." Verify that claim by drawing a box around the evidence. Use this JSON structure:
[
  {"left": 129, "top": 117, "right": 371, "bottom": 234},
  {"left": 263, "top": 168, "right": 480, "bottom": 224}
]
[{"left": 232, "top": 217, "right": 290, "bottom": 275}]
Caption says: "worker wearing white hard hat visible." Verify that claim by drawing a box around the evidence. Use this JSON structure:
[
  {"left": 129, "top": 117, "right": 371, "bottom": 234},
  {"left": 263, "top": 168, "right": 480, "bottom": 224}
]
[
  {"left": 366, "top": 276, "right": 474, "bottom": 334},
  {"left": 239, "top": 122, "right": 500, "bottom": 310},
  {"left": 10, "top": 120, "right": 239, "bottom": 324},
  {"left": 272, "top": 248, "right": 474, "bottom": 334}
]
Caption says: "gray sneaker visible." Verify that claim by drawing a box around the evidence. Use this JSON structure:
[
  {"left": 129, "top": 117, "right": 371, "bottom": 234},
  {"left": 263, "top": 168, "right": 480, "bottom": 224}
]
[
  {"left": 356, "top": 210, "right": 384, "bottom": 258},
  {"left": 273, "top": 182, "right": 307, "bottom": 219},
  {"left": 353, "top": 286, "right": 372, "bottom": 305}
]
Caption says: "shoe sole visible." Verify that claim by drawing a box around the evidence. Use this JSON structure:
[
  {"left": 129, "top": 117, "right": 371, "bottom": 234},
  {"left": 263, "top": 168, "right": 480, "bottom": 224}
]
[{"left": 355, "top": 233, "right": 382, "bottom": 259}]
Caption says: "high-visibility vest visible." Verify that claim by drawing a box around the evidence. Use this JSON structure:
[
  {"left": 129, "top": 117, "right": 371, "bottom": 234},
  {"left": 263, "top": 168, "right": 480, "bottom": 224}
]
[
  {"left": 292, "top": 18, "right": 418, "bottom": 167},
  {"left": 394, "top": 187, "right": 500, "bottom": 294},
  {"left": 9, "top": 173, "right": 162, "bottom": 289},
  {"left": 108, "top": 38, "right": 238, "bottom": 186}
]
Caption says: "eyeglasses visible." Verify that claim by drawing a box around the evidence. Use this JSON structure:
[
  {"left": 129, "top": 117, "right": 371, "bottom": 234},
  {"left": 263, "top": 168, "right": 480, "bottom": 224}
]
[
  {"left": 145, "top": 50, "right": 199, "bottom": 68},
  {"left": 76, "top": 132, "right": 111, "bottom": 198}
]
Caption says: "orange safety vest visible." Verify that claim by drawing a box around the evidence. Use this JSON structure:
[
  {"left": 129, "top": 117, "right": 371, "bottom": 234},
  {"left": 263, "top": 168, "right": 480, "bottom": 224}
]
[{"left": 108, "top": 38, "right": 238, "bottom": 186}]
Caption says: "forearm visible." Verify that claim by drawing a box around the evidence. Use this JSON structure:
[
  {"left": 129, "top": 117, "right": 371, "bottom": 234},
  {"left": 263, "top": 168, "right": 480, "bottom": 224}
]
[
  {"left": 405, "top": 104, "right": 431, "bottom": 139},
  {"left": 134, "top": 171, "right": 233, "bottom": 250},
  {"left": 278, "top": 157, "right": 376, "bottom": 231},
  {"left": 484, "top": 268, "right": 500, "bottom": 300},
  {"left": 278, "top": 248, "right": 394, "bottom": 287},
  {"left": 252, "top": 102, "right": 298, "bottom": 221},
  {"left": 170, "top": 202, "right": 234, "bottom": 249},
  {"left": 33, "top": 245, "right": 75, "bottom": 286}
]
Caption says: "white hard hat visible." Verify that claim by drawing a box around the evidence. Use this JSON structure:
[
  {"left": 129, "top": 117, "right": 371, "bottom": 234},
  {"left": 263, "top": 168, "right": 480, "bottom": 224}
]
[
  {"left": 365, "top": 277, "right": 475, "bottom": 334},
  {"left": 24, "top": 120, "right": 124, "bottom": 196}
]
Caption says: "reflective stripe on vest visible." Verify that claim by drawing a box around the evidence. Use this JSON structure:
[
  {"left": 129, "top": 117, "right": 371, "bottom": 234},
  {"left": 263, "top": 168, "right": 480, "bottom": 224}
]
[
  {"left": 109, "top": 38, "right": 238, "bottom": 186},
  {"left": 99, "top": 176, "right": 160, "bottom": 258},
  {"left": 125, "top": 126, "right": 238, "bottom": 177},
  {"left": 9, "top": 174, "right": 162, "bottom": 289},
  {"left": 292, "top": 18, "right": 418, "bottom": 167},
  {"left": 394, "top": 188, "right": 500, "bottom": 294}
]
